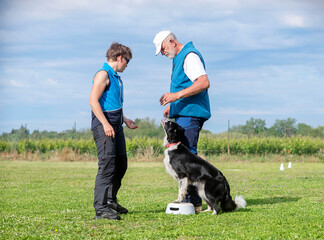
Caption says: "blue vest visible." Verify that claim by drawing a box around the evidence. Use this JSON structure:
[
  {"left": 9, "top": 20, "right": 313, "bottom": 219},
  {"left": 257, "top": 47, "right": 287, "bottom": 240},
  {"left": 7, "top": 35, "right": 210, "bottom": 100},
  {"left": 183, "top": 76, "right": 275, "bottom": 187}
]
[
  {"left": 169, "top": 42, "right": 211, "bottom": 120},
  {"left": 98, "top": 63, "right": 124, "bottom": 111},
  {"left": 91, "top": 63, "right": 124, "bottom": 130}
]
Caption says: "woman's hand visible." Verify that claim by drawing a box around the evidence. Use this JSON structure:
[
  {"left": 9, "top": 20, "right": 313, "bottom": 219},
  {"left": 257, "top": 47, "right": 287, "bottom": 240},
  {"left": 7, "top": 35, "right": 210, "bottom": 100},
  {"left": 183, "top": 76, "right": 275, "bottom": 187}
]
[
  {"left": 124, "top": 117, "right": 138, "bottom": 130},
  {"left": 103, "top": 122, "right": 115, "bottom": 138}
]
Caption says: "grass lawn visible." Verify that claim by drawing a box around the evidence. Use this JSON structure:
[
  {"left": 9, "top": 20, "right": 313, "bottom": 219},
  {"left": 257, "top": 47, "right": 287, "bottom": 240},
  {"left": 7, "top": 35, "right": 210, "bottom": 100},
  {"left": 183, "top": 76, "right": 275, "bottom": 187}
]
[{"left": 0, "top": 159, "right": 323, "bottom": 239}]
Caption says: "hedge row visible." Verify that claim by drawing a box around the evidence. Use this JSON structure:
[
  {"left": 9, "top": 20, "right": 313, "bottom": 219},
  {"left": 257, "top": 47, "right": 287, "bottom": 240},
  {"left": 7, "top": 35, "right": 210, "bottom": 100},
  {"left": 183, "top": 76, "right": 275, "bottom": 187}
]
[
  {"left": 198, "top": 136, "right": 324, "bottom": 155},
  {"left": 0, "top": 136, "right": 323, "bottom": 156}
]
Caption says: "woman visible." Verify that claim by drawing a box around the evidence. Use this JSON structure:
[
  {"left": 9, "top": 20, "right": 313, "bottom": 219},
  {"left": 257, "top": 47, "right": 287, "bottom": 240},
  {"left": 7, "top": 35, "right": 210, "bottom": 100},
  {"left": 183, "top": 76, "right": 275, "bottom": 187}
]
[{"left": 90, "top": 42, "right": 137, "bottom": 220}]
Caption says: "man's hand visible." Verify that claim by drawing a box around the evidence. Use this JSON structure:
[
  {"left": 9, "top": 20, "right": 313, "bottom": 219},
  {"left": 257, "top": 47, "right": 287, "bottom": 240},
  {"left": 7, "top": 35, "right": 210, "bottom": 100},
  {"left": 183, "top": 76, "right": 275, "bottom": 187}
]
[
  {"left": 163, "top": 105, "right": 170, "bottom": 117},
  {"left": 160, "top": 92, "right": 181, "bottom": 106}
]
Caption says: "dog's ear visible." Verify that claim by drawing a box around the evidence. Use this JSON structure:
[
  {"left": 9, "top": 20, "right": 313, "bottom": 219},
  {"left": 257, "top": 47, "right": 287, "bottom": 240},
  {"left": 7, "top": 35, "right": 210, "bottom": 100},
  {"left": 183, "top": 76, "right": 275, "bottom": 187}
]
[
  {"left": 170, "top": 121, "right": 185, "bottom": 140},
  {"left": 177, "top": 125, "right": 184, "bottom": 138}
]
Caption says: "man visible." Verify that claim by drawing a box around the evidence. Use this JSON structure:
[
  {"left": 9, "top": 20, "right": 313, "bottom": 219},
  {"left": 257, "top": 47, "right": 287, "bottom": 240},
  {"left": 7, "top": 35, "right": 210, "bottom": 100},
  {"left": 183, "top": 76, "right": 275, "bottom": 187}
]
[{"left": 153, "top": 31, "right": 211, "bottom": 212}]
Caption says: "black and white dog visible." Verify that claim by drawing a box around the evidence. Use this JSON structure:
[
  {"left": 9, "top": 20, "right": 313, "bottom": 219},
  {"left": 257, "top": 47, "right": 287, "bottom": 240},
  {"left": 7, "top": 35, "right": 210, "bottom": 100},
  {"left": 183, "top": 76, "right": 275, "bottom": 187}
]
[{"left": 162, "top": 119, "right": 246, "bottom": 215}]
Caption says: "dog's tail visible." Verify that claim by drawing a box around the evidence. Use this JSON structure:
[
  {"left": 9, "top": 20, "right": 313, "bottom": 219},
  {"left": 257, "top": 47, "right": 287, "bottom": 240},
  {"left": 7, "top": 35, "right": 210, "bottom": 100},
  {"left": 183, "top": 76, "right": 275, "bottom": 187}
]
[
  {"left": 234, "top": 195, "right": 247, "bottom": 210},
  {"left": 221, "top": 180, "right": 247, "bottom": 212},
  {"left": 221, "top": 195, "right": 247, "bottom": 212}
]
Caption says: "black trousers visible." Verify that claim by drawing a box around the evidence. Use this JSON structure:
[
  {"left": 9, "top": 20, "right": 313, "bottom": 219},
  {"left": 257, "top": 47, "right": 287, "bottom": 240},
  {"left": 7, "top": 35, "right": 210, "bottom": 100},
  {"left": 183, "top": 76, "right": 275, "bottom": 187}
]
[{"left": 92, "top": 124, "right": 127, "bottom": 212}]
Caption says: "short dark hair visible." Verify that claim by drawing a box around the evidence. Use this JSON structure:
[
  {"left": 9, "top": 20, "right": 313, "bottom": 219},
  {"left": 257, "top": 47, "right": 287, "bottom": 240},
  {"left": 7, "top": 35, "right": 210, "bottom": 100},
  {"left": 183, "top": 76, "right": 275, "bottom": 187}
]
[{"left": 106, "top": 42, "right": 132, "bottom": 61}]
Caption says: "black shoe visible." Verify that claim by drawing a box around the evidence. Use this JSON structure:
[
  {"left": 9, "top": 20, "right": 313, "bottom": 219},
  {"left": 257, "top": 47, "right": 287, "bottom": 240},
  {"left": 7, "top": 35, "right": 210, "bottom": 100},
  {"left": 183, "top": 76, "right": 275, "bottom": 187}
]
[
  {"left": 94, "top": 210, "right": 121, "bottom": 220},
  {"left": 108, "top": 201, "right": 128, "bottom": 214}
]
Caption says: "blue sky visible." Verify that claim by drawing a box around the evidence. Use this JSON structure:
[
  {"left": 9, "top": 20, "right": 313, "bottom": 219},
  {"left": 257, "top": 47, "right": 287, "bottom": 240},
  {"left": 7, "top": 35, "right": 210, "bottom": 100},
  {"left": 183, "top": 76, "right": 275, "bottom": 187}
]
[{"left": 0, "top": 0, "right": 323, "bottom": 134}]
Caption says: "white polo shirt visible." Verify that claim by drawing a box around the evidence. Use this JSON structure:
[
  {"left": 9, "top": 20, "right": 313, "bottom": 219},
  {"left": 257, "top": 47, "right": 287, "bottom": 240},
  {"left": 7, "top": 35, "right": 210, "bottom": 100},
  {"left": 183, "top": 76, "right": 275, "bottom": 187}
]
[{"left": 183, "top": 53, "right": 207, "bottom": 82}]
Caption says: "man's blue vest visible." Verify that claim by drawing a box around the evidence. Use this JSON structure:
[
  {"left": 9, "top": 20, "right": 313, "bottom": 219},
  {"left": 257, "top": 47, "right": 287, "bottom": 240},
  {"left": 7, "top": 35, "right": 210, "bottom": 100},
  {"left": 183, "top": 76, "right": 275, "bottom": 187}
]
[{"left": 169, "top": 42, "right": 211, "bottom": 120}]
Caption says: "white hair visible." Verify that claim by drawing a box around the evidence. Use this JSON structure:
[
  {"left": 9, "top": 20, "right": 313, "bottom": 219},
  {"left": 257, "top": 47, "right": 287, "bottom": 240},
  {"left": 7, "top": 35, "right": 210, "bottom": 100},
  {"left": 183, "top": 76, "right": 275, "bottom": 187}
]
[{"left": 165, "top": 32, "right": 177, "bottom": 42}]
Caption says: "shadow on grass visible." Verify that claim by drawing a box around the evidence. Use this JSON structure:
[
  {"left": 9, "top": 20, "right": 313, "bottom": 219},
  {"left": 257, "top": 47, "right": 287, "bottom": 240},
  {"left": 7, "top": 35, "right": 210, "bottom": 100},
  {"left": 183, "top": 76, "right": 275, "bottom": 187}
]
[
  {"left": 130, "top": 209, "right": 167, "bottom": 214},
  {"left": 248, "top": 196, "right": 301, "bottom": 206},
  {"left": 129, "top": 197, "right": 301, "bottom": 215}
]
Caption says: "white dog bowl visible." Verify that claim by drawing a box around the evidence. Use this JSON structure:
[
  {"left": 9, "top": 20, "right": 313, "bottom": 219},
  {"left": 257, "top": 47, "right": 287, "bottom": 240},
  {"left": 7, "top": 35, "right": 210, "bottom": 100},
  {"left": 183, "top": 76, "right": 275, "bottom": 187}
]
[{"left": 165, "top": 202, "right": 195, "bottom": 215}]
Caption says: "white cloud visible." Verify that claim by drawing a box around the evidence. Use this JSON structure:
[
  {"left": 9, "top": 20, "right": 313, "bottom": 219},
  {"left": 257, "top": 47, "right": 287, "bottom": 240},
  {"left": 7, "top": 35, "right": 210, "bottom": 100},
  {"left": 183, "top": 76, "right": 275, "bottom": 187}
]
[
  {"left": 9, "top": 80, "right": 23, "bottom": 87},
  {"left": 79, "top": 111, "right": 88, "bottom": 116},
  {"left": 216, "top": 108, "right": 274, "bottom": 115},
  {"left": 282, "top": 14, "right": 306, "bottom": 28},
  {"left": 43, "top": 78, "right": 58, "bottom": 86},
  {"left": 314, "top": 108, "right": 324, "bottom": 114}
]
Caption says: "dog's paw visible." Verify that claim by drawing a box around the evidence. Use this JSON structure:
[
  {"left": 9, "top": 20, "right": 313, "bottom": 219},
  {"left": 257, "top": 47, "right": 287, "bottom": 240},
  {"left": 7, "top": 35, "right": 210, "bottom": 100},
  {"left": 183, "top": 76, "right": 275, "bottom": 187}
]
[
  {"left": 174, "top": 200, "right": 181, "bottom": 203},
  {"left": 212, "top": 210, "right": 218, "bottom": 215},
  {"left": 203, "top": 206, "right": 212, "bottom": 212}
]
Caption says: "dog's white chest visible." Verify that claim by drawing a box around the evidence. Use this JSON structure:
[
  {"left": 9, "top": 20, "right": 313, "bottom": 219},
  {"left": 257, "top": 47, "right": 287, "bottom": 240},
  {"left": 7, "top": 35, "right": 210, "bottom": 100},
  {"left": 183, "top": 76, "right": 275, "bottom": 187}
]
[{"left": 163, "top": 148, "right": 178, "bottom": 181}]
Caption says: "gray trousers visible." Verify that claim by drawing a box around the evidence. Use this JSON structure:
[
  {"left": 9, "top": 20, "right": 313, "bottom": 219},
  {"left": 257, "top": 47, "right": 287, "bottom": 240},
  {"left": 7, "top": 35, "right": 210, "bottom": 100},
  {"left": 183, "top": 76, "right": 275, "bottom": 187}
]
[{"left": 92, "top": 124, "right": 127, "bottom": 212}]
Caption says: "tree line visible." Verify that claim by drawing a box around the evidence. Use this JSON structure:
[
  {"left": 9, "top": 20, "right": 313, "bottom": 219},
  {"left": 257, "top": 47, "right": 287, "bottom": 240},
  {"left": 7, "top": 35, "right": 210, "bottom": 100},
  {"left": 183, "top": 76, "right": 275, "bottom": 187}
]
[
  {"left": 230, "top": 117, "right": 324, "bottom": 138},
  {"left": 0, "top": 117, "right": 323, "bottom": 142}
]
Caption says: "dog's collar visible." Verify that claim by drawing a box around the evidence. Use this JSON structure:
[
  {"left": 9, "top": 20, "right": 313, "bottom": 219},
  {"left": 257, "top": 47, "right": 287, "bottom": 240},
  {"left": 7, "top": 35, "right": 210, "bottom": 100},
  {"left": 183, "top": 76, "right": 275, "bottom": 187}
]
[{"left": 166, "top": 142, "right": 181, "bottom": 148}]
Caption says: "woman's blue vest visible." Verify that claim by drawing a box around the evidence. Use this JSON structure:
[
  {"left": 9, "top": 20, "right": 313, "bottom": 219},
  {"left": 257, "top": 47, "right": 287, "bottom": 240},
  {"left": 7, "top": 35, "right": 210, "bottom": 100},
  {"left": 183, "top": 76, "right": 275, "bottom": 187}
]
[
  {"left": 91, "top": 63, "right": 124, "bottom": 130},
  {"left": 169, "top": 42, "right": 211, "bottom": 120},
  {"left": 98, "top": 63, "right": 124, "bottom": 112}
]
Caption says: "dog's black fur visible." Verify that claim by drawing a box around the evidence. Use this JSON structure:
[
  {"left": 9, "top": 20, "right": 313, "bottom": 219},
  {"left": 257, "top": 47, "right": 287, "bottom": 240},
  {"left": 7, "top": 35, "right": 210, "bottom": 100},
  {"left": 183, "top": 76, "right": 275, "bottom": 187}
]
[{"left": 162, "top": 119, "right": 246, "bottom": 214}]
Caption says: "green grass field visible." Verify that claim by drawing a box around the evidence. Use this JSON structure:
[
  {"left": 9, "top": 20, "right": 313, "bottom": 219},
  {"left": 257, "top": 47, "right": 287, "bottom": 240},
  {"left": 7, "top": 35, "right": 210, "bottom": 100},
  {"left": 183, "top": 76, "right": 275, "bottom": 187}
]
[{"left": 1, "top": 160, "right": 323, "bottom": 239}]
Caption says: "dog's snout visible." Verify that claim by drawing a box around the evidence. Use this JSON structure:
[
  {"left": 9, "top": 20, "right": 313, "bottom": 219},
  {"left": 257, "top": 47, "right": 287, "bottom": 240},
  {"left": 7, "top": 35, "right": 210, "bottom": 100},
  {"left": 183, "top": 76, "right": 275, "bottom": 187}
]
[
  {"left": 163, "top": 116, "right": 171, "bottom": 122},
  {"left": 162, "top": 117, "right": 172, "bottom": 127}
]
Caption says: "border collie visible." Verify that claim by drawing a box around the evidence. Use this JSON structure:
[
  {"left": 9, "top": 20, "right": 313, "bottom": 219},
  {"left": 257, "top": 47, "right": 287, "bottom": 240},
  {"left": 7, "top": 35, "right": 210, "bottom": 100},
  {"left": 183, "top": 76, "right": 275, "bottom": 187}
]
[{"left": 162, "top": 119, "right": 246, "bottom": 215}]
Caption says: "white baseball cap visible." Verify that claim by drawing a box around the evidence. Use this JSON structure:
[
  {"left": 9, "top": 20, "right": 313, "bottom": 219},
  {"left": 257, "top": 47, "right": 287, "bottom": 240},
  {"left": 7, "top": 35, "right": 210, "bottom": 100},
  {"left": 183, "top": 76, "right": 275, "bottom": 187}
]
[{"left": 153, "top": 30, "right": 171, "bottom": 56}]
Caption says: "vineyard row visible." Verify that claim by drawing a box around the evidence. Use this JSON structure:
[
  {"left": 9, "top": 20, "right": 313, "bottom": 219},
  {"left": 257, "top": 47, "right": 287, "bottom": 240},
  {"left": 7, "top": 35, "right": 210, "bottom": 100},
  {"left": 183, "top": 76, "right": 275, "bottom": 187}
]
[{"left": 1, "top": 136, "right": 323, "bottom": 156}]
